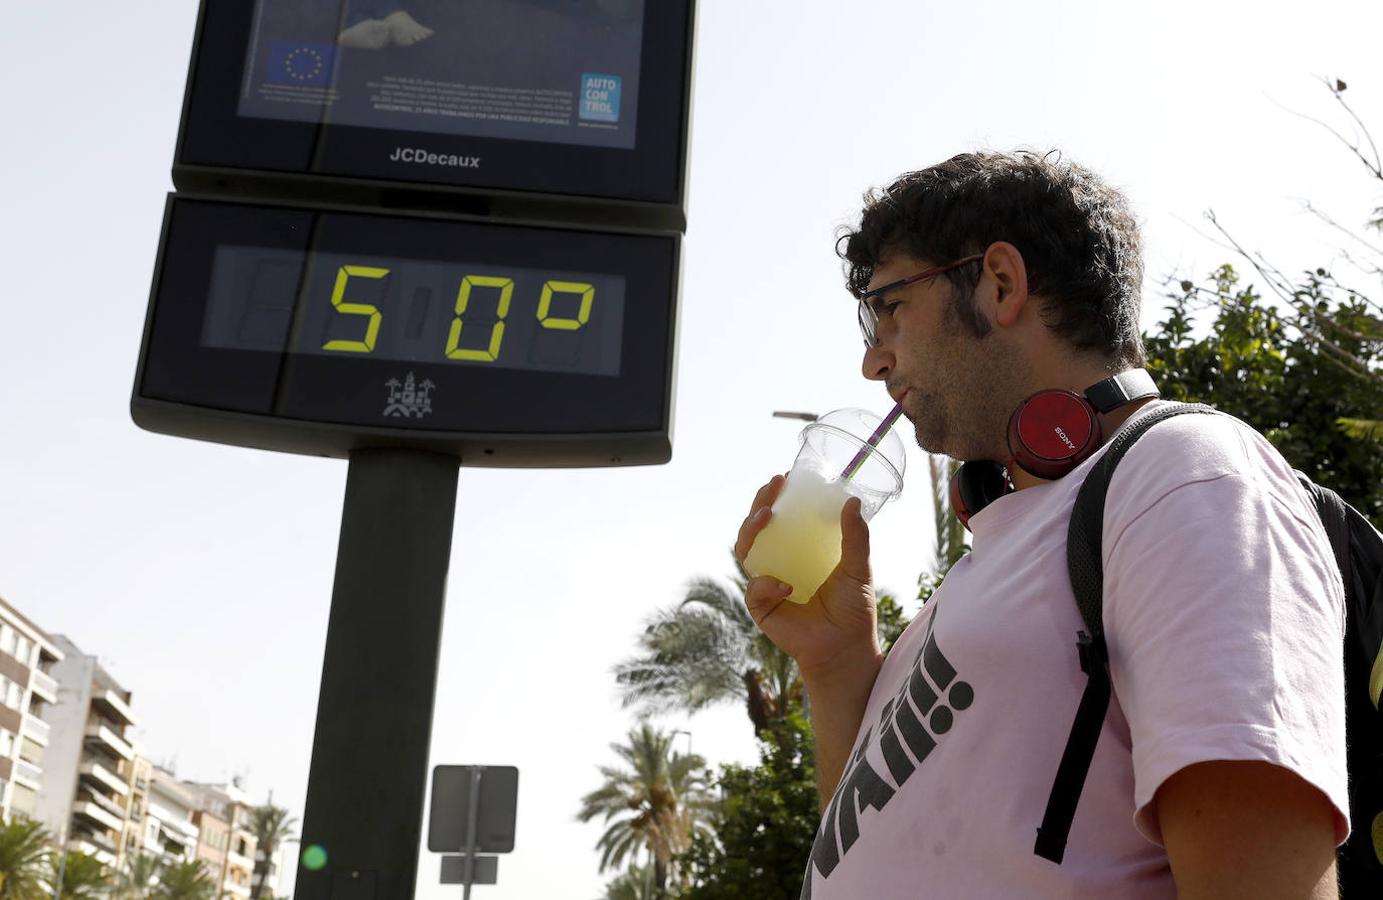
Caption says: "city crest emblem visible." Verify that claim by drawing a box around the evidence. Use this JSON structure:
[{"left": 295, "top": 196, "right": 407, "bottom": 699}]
[{"left": 383, "top": 373, "right": 434, "bottom": 419}]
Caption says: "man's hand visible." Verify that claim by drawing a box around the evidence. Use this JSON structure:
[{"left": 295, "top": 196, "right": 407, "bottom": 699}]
[
  {"left": 736, "top": 474, "right": 886, "bottom": 808},
  {"left": 735, "top": 474, "right": 881, "bottom": 678}
]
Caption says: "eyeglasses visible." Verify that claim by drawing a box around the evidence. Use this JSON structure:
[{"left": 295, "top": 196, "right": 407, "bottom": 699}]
[{"left": 857, "top": 254, "right": 985, "bottom": 348}]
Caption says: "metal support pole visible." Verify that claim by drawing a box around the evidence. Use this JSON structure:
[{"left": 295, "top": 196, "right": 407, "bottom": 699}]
[
  {"left": 294, "top": 448, "right": 460, "bottom": 900},
  {"left": 462, "top": 766, "right": 483, "bottom": 900}
]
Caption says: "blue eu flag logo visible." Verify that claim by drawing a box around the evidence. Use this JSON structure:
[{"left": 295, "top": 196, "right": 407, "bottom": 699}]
[{"left": 266, "top": 41, "right": 335, "bottom": 87}]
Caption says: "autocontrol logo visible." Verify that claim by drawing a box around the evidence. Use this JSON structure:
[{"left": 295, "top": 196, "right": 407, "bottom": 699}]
[{"left": 389, "top": 147, "right": 481, "bottom": 168}]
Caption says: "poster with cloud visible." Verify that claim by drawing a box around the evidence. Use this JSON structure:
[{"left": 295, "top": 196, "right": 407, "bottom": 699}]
[{"left": 238, "top": 0, "right": 644, "bottom": 150}]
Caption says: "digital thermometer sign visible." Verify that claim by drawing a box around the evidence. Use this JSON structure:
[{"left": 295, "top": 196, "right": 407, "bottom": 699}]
[{"left": 133, "top": 195, "right": 679, "bottom": 465}]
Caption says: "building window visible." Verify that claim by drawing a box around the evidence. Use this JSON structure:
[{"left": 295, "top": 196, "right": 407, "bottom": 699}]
[
  {"left": 0, "top": 730, "right": 13, "bottom": 758},
  {"left": 0, "top": 627, "right": 14, "bottom": 658},
  {"left": 13, "top": 636, "right": 28, "bottom": 667},
  {"left": 10, "top": 783, "right": 35, "bottom": 817}
]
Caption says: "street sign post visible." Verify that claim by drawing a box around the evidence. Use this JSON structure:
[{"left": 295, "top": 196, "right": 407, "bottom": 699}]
[{"left": 429, "top": 765, "right": 519, "bottom": 896}]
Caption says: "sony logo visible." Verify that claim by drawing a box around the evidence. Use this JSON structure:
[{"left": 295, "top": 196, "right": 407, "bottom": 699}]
[
  {"left": 389, "top": 147, "right": 482, "bottom": 168},
  {"left": 1053, "top": 426, "right": 1077, "bottom": 451}
]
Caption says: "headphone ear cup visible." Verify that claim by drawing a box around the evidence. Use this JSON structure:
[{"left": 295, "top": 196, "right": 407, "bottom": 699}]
[
  {"left": 1007, "top": 389, "right": 1103, "bottom": 480},
  {"left": 950, "top": 461, "right": 1012, "bottom": 530}
]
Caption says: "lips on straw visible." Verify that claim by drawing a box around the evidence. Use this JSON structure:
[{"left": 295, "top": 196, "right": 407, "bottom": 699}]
[{"left": 840, "top": 399, "right": 905, "bottom": 480}]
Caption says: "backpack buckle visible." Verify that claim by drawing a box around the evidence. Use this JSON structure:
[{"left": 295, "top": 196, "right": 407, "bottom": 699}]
[{"left": 1076, "top": 630, "right": 1107, "bottom": 675}]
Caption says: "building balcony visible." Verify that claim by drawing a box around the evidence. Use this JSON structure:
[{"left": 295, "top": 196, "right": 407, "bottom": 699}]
[
  {"left": 92, "top": 689, "right": 138, "bottom": 728},
  {"left": 20, "top": 714, "right": 50, "bottom": 746},
  {"left": 150, "top": 803, "right": 201, "bottom": 843},
  {"left": 74, "top": 799, "right": 125, "bottom": 833},
  {"left": 29, "top": 669, "right": 58, "bottom": 704},
  {"left": 80, "top": 760, "right": 130, "bottom": 797},
  {"left": 222, "top": 880, "right": 251, "bottom": 898},
  {"left": 72, "top": 838, "right": 116, "bottom": 867},
  {"left": 13, "top": 759, "right": 41, "bottom": 789},
  {"left": 227, "top": 850, "right": 254, "bottom": 872},
  {"left": 83, "top": 722, "right": 134, "bottom": 761},
  {"left": 82, "top": 786, "right": 127, "bottom": 820}
]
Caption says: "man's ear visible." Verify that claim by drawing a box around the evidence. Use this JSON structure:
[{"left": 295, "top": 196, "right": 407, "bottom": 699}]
[{"left": 982, "top": 241, "right": 1030, "bottom": 328}]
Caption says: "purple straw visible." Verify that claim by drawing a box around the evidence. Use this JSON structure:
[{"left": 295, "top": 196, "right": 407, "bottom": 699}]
[{"left": 840, "top": 399, "right": 905, "bottom": 480}]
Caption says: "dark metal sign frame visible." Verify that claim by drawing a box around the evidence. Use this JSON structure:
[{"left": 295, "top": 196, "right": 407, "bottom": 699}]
[{"left": 173, "top": 0, "right": 696, "bottom": 231}]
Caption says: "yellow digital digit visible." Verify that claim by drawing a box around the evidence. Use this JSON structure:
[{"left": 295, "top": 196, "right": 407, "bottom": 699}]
[
  {"left": 322, "top": 265, "right": 388, "bottom": 353},
  {"left": 445, "top": 275, "right": 513, "bottom": 361},
  {"left": 537, "top": 281, "right": 595, "bottom": 331}
]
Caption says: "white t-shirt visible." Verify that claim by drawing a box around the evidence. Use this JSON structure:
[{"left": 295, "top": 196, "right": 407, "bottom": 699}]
[{"left": 801, "top": 402, "right": 1350, "bottom": 899}]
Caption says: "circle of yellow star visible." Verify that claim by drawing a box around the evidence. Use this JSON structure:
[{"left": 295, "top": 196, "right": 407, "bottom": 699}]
[{"left": 284, "top": 48, "right": 324, "bottom": 83}]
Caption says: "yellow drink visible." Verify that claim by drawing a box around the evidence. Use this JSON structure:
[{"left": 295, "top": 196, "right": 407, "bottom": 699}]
[{"left": 743, "top": 469, "right": 851, "bottom": 603}]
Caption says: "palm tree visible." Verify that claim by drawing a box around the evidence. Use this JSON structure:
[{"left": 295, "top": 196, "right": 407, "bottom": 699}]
[
  {"left": 110, "top": 852, "right": 160, "bottom": 900},
  {"left": 0, "top": 819, "right": 50, "bottom": 899},
  {"left": 613, "top": 555, "right": 803, "bottom": 737},
  {"left": 927, "top": 454, "right": 969, "bottom": 576},
  {"left": 576, "top": 723, "right": 716, "bottom": 894},
  {"left": 247, "top": 804, "right": 297, "bottom": 900},
  {"left": 616, "top": 554, "right": 910, "bottom": 736},
  {"left": 47, "top": 851, "right": 108, "bottom": 900},
  {"left": 153, "top": 859, "right": 216, "bottom": 900},
  {"left": 602, "top": 862, "right": 666, "bottom": 900}
]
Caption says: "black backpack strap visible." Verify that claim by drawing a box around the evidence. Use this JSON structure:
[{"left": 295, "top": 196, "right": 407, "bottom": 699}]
[{"left": 1035, "top": 403, "right": 1221, "bottom": 863}]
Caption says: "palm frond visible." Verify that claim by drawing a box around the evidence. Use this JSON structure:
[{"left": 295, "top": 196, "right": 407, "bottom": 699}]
[{"left": 1338, "top": 417, "right": 1383, "bottom": 440}]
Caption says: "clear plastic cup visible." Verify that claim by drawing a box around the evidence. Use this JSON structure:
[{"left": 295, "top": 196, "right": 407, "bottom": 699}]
[{"left": 744, "top": 408, "right": 905, "bottom": 603}]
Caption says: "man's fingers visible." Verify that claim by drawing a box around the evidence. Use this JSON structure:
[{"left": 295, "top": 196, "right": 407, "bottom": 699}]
[
  {"left": 838, "top": 495, "right": 872, "bottom": 583},
  {"left": 744, "top": 575, "right": 793, "bottom": 626},
  {"left": 734, "top": 506, "right": 773, "bottom": 561},
  {"left": 746, "top": 473, "right": 785, "bottom": 517},
  {"left": 735, "top": 475, "right": 786, "bottom": 562}
]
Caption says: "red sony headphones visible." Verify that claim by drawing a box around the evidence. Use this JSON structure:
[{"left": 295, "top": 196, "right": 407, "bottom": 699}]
[{"left": 949, "top": 369, "right": 1159, "bottom": 529}]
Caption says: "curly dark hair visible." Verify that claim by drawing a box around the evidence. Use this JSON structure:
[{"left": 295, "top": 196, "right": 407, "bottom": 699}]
[{"left": 837, "top": 150, "right": 1146, "bottom": 367}]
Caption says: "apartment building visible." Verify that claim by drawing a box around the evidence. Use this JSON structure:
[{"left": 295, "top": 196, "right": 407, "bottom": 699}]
[
  {"left": 137, "top": 768, "right": 201, "bottom": 862},
  {"left": 184, "top": 781, "right": 259, "bottom": 899},
  {"left": 192, "top": 806, "right": 231, "bottom": 886},
  {"left": 118, "top": 755, "right": 153, "bottom": 863},
  {"left": 32, "top": 634, "right": 138, "bottom": 866},
  {"left": 0, "top": 596, "right": 64, "bottom": 823}
]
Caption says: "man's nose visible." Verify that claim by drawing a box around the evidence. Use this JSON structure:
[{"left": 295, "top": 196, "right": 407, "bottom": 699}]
[{"left": 862, "top": 342, "right": 892, "bottom": 382}]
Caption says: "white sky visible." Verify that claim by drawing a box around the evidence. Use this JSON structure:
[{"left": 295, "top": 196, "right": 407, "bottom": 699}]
[{"left": 3, "top": 1, "right": 1380, "bottom": 897}]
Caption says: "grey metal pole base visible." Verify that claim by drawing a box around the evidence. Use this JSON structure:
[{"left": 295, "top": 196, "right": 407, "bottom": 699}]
[{"left": 294, "top": 448, "right": 460, "bottom": 900}]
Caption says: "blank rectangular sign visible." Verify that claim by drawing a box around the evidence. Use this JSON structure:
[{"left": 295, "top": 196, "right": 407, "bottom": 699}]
[
  {"left": 428, "top": 765, "right": 518, "bottom": 853},
  {"left": 440, "top": 855, "right": 499, "bottom": 886}
]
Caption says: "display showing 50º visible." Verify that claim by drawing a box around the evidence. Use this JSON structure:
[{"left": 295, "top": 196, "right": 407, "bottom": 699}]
[
  {"left": 202, "top": 246, "right": 627, "bottom": 377},
  {"left": 323, "top": 264, "right": 595, "bottom": 362}
]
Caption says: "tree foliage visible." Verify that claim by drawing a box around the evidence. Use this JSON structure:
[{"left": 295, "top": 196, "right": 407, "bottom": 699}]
[
  {"left": 1146, "top": 264, "right": 1383, "bottom": 528},
  {"left": 48, "top": 851, "right": 107, "bottom": 900},
  {"left": 614, "top": 562, "right": 801, "bottom": 738},
  {"left": 110, "top": 852, "right": 161, "bottom": 900},
  {"left": 577, "top": 723, "right": 718, "bottom": 893},
  {"left": 676, "top": 712, "right": 818, "bottom": 900},
  {"left": 248, "top": 802, "right": 297, "bottom": 900},
  {"left": 0, "top": 819, "right": 51, "bottom": 900},
  {"left": 601, "top": 862, "right": 667, "bottom": 900},
  {"left": 616, "top": 554, "right": 911, "bottom": 735},
  {"left": 153, "top": 859, "right": 217, "bottom": 900},
  {"left": 1146, "top": 78, "right": 1383, "bottom": 527}
]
